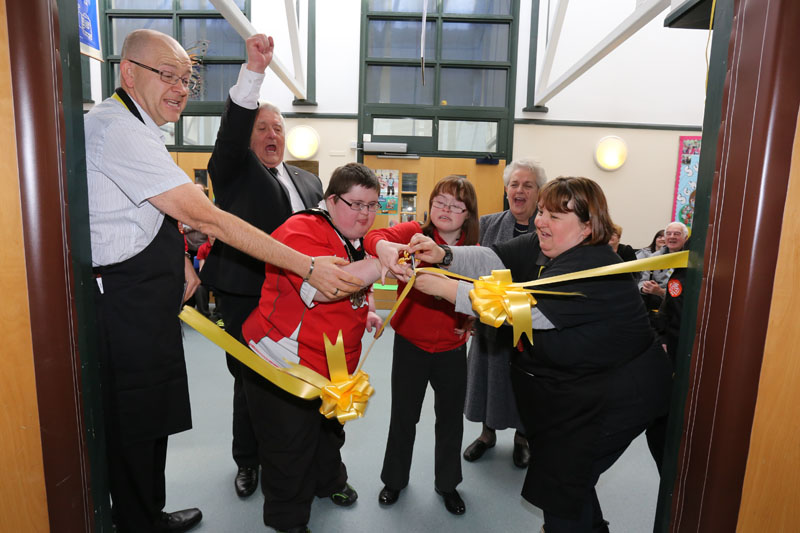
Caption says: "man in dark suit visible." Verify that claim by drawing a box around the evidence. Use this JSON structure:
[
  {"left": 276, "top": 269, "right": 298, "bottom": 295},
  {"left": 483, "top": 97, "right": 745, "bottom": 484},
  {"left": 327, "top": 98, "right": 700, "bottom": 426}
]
[{"left": 201, "top": 34, "right": 324, "bottom": 499}]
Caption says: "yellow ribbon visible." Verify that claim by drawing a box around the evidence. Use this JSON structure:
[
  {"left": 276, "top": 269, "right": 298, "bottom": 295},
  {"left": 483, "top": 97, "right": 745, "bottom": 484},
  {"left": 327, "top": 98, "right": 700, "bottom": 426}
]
[
  {"left": 179, "top": 307, "right": 373, "bottom": 423},
  {"left": 358, "top": 250, "right": 690, "bottom": 358}
]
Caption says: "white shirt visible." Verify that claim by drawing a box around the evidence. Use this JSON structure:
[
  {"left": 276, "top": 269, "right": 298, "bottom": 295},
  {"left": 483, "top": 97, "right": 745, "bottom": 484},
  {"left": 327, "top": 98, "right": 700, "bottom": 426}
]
[{"left": 84, "top": 95, "right": 190, "bottom": 266}]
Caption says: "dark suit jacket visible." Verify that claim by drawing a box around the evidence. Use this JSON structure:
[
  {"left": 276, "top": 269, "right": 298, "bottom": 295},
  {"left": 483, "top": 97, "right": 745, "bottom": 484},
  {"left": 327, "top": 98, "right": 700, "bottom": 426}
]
[{"left": 201, "top": 97, "right": 323, "bottom": 296}]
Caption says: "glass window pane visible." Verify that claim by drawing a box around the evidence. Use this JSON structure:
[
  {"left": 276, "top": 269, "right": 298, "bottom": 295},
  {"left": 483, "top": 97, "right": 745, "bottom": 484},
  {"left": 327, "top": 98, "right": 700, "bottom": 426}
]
[
  {"left": 110, "top": 18, "right": 173, "bottom": 55},
  {"left": 160, "top": 122, "right": 176, "bottom": 145},
  {"left": 440, "top": 68, "right": 506, "bottom": 107},
  {"left": 191, "top": 64, "right": 241, "bottom": 101},
  {"left": 111, "top": 0, "right": 172, "bottom": 8},
  {"left": 442, "top": 22, "right": 509, "bottom": 62},
  {"left": 181, "top": 18, "right": 245, "bottom": 57},
  {"left": 182, "top": 116, "right": 221, "bottom": 146},
  {"left": 443, "top": 0, "right": 511, "bottom": 15},
  {"left": 368, "top": 20, "right": 436, "bottom": 59},
  {"left": 438, "top": 120, "right": 497, "bottom": 152},
  {"left": 180, "top": 0, "right": 245, "bottom": 9},
  {"left": 366, "top": 65, "right": 434, "bottom": 105},
  {"left": 373, "top": 117, "right": 433, "bottom": 137},
  {"left": 368, "top": 0, "right": 436, "bottom": 12}
]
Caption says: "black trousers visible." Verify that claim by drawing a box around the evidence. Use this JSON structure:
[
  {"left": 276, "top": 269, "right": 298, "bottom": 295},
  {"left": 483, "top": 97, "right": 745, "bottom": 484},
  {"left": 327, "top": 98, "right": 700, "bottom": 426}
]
[
  {"left": 243, "top": 366, "right": 348, "bottom": 530},
  {"left": 107, "top": 433, "right": 168, "bottom": 533},
  {"left": 381, "top": 334, "right": 467, "bottom": 492},
  {"left": 215, "top": 290, "right": 260, "bottom": 469},
  {"left": 540, "top": 423, "right": 644, "bottom": 533}
]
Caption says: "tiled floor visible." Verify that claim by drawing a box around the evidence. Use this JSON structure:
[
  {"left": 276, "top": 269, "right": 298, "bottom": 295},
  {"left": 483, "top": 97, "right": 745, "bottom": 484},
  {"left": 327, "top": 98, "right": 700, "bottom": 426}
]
[{"left": 166, "top": 318, "right": 660, "bottom": 532}]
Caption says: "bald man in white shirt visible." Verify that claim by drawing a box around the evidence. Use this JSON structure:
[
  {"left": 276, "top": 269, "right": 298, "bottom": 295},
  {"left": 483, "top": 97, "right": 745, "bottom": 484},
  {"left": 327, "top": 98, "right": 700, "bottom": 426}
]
[{"left": 85, "top": 29, "right": 360, "bottom": 533}]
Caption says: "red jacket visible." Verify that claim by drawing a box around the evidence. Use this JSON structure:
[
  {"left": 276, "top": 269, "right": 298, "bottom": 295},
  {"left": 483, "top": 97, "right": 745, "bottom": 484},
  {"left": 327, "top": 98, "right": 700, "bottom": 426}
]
[
  {"left": 242, "top": 214, "right": 368, "bottom": 378},
  {"left": 364, "top": 221, "right": 470, "bottom": 353}
]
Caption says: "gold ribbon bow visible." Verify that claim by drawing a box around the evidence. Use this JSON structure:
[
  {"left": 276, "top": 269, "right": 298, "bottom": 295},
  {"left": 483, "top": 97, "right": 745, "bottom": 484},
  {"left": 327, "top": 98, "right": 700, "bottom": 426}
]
[
  {"left": 281, "top": 332, "right": 374, "bottom": 423},
  {"left": 179, "top": 307, "right": 373, "bottom": 423},
  {"left": 471, "top": 270, "right": 536, "bottom": 346}
]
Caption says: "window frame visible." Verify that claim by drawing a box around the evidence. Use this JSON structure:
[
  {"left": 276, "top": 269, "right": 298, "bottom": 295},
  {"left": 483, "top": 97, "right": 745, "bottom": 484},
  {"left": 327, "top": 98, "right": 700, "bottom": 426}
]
[
  {"left": 358, "top": 1, "right": 519, "bottom": 158},
  {"left": 100, "top": 0, "right": 251, "bottom": 150}
]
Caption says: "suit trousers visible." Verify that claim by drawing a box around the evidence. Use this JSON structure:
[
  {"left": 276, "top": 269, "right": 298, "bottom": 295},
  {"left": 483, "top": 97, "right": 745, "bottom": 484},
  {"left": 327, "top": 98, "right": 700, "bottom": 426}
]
[
  {"left": 242, "top": 366, "right": 348, "bottom": 530},
  {"left": 215, "top": 290, "right": 260, "bottom": 468},
  {"left": 381, "top": 334, "right": 467, "bottom": 492},
  {"left": 107, "top": 433, "right": 168, "bottom": 532}
]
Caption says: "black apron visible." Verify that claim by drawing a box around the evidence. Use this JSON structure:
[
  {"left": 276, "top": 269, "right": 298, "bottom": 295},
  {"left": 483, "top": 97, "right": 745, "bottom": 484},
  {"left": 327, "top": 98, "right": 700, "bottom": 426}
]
[{"left": 94, "top": 216, "right": 192, "bottom": 444}]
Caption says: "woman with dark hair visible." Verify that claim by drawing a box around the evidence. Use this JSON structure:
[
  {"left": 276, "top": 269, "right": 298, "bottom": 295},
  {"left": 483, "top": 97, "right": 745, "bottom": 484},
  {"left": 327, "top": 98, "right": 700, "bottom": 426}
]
[
  {"left": 399, "top": 177, "right": 671, "bottom": 533},
  {"left": 364, "top": 175, "right": 478, "bottom": 515},
  {"left": 636, "top": 229, "right": 666, "bottom": 259},
  {"left": 240, "top": 162, "right": 385, "bottom": 533}
]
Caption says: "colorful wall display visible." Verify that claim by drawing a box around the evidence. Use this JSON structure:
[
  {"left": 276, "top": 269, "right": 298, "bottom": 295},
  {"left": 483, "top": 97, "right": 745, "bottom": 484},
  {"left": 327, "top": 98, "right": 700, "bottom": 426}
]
[
  {"left": 375, "top": 169, "right": 399, "bottom": 214},
  {"left": 672, "top": 136, "right": 701, "bottom": 231}
]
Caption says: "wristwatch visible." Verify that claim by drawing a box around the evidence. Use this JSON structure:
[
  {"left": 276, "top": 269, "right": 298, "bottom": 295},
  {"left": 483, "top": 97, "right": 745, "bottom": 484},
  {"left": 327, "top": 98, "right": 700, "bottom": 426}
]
[{"left": 439, "top": 244, "right": 453, "bottom": 266}]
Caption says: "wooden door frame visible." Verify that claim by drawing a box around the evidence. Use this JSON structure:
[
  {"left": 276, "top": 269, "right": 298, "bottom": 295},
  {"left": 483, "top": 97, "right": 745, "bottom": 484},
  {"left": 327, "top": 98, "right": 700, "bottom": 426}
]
[{"left": 6, "top": 0, "right": 103, "bottom": 530}]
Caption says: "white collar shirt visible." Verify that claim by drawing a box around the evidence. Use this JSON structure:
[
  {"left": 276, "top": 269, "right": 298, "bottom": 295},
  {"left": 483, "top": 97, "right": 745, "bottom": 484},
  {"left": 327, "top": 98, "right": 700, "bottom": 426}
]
[{"left": 84, "top": 95, "right": 190, "bottom": 266}]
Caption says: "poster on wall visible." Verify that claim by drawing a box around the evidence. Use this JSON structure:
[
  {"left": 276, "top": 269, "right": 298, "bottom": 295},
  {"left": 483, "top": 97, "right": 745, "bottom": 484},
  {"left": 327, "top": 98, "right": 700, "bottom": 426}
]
[
  {"left": 375, "top": 169, "right": 399, "bottom": 214},
  {"left": 78, "top": 0, "right": 103, "bottom": 61},
  {"left": 672, "top": 136, "right": 701, "bottom": 231}
]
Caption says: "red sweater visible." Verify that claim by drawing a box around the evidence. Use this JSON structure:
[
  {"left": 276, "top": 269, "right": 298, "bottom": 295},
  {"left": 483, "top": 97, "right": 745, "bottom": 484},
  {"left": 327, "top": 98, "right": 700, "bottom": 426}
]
[
  {"left": 242, "top": 214, "right": 368, "bottom": 379},
  {"left": 363, "top": 221, "right": 470, "bottom": 353}
]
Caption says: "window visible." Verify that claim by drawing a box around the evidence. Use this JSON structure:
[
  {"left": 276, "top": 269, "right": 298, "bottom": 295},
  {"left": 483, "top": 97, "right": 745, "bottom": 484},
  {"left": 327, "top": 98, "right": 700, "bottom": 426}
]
[
  {"left": 360, "top": 0, "right": 518, "bottom": 157},
  {"left": 102, "top": 0, "right": 250, "bottom": 149}
]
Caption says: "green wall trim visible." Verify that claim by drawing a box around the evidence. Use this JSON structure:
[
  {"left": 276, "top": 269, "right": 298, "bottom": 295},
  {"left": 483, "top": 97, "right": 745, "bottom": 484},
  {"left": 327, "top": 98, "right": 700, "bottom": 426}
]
[
  {"left": 514, "top": 118, "right": 703, "bottom": 131},
  {"left": 524, "top": 0, "right": 542, "bottom": 112},
  {"left": 283, "top": 112, "right": 359, "bottom": 120},
  {"left": 293, "top": 0, "right": 317, "bottom": 106}
]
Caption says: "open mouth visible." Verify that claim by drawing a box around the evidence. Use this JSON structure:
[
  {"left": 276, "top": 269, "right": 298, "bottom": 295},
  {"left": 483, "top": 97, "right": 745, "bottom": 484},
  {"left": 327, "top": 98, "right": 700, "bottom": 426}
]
[{"left": 164, "top": 98, "right": 183, "bottom": 109}]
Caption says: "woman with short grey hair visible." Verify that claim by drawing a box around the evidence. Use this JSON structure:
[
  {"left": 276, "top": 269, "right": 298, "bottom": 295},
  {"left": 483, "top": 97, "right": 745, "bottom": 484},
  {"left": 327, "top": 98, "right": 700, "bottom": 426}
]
[{"left": 462, "top": 158, "right": 546, "bottom": 468}]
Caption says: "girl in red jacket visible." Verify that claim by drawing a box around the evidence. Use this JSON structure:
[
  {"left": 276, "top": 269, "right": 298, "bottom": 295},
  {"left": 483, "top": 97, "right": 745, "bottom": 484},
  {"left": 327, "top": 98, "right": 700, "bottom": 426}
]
[{"left": 363, "top": 175, "right": 478, "bottom": 515}]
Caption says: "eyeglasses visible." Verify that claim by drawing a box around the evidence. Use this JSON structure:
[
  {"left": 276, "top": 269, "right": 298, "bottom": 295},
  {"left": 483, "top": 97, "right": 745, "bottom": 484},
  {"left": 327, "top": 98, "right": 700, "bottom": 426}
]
[
  {"left": 431, "top": 199, "right": 467, "bottom": 214},
  {"left": 336, "top": 195, "right": 380, "bottom": 213},
  {"left": 128, "top": 59, "right": 196, "bottom": 91}
]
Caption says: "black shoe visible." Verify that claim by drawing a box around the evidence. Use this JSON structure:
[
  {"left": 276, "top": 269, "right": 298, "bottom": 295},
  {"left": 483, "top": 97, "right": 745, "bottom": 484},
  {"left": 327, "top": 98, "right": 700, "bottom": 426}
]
[
  {"left": 378, "top": 486, "right": 401, "bottom": 505},
  {"left": 278, "top": 526, "right": 311, "bottom": 533},
  {"left": 234, "top": 466, "right": 259, "bottom": 497},
  {"left": 463, "top": 437, "right": 495, "bottom": 462},
  {"left": 330, "top": 483, "right": 358, "bottom": 506},
  {"left": 513, "top": 440, "right": 531, "bottom": 468},
  {"left": 435, "top": 488, "right": 465, "bottom": 515},
  {"left": 156, "top": 508, "right": 202, "bottom": 532}
]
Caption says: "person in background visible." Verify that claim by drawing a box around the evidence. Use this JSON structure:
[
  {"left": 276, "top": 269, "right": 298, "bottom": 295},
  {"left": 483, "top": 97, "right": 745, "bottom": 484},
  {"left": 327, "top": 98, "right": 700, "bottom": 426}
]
[
  {"left": 392, "top": 176, "right": 671, "bottom": 533},
  {"left": 639, "top": 222, "right": 688, "bottom": 325},
  {"left": 462, "top": 159, "right": 546, "bottom": 469},
  {"left": 645, "top": 235, "right": 691, "bottom": 474},
  {"left": 609, "top": 223, "right": 639, "bottom": 283},
  {"left": 85, "top": 29, "right": 357, "bottom": 533},
  {"left": 241, "top": 163, "right": 385, "bottom": 533},
  {"left": 199, "top": 34, "right": 327, "bottom": 499},
  {"left": 365, "top": 175, "right": 479, "bottom": 515},
  {"left": 635, "top": 229, "right": 666, "bottom": 259}
]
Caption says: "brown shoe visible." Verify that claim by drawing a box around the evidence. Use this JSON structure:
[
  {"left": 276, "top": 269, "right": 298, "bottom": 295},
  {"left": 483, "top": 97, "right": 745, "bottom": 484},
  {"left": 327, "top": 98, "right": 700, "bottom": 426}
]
[{"left": 463, "top": 437, "right": 495, "bottom": 462}]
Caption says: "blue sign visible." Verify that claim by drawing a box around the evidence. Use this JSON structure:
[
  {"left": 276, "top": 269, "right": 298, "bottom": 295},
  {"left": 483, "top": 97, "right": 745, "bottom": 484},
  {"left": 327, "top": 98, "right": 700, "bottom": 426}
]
[{"left": 78, "top": 0, "right": 102, "bottom": 60}]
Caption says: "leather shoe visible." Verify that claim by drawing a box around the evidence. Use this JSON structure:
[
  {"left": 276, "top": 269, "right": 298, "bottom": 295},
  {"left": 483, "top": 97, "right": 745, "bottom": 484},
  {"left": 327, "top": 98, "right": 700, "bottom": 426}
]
[
  {"left": 463, "top": 437, "right": 495, "bottom": 462},
  {"left": 156, "top": 508, "right": 202, "bottom": 532},
  {"left": 330, "top": 483, "right": 358, "bottom": 506},
  {"left": 378, "top": 486, "right": 401, "bottom": 505},
  {"left": 435, "top": 488, "right": 465, "bottom": 515},
  {"left": 234, "top": 466, "right": 259, "bottom": 497},
  {"left": 513, "top": 440, "right": 531, "bottom": 468}
]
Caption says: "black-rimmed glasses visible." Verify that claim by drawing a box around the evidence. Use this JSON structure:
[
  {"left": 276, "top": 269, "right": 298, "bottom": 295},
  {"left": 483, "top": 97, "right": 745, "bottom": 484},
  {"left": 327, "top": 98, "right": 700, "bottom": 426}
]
[
  {"left": 128, "top": 59, "right": 196, "bottom": 91},
  {"left": 336, "top": 195, "right": 380, "bottom": 213}
]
